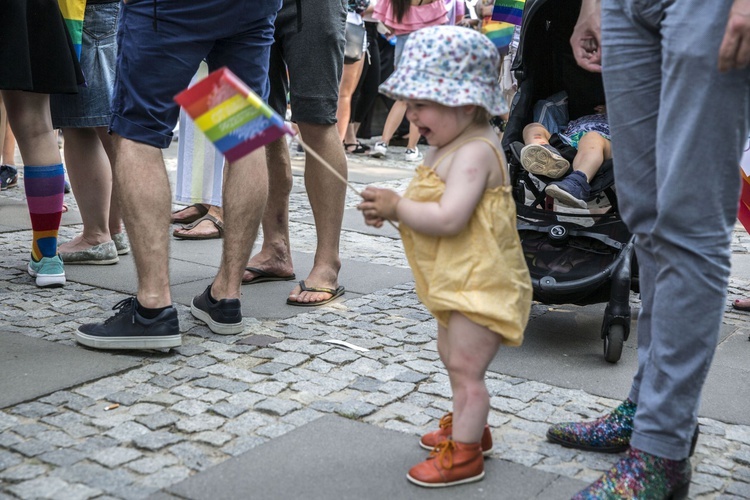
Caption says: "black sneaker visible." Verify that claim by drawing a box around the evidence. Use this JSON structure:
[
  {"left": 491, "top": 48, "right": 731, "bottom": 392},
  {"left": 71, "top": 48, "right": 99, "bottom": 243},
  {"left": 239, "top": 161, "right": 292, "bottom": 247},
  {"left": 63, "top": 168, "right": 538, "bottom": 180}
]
[
  {"left": 75, "top": 297, "right": 181, "bottom": 350},
  {"left": 191, "top": 285, "right": 243, "bottom": 335}
]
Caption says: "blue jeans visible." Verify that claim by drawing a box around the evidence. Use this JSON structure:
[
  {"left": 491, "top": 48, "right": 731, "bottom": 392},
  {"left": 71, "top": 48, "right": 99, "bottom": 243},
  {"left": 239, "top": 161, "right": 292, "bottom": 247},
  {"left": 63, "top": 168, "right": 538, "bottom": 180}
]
[{"left": 602, "top": 0, "right": 750, "bottom": 459}]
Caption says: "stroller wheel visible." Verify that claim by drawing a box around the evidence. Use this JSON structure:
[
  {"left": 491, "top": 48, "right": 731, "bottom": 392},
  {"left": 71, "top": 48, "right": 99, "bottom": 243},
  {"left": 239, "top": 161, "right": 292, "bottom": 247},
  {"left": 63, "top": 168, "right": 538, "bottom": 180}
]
[{"left": 603, "top": 324, "right": 625, "bottom": 363}]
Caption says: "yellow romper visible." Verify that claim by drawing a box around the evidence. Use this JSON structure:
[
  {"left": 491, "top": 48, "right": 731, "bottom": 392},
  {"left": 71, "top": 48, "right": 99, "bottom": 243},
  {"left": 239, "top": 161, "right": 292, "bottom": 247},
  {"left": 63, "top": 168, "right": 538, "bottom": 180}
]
[{"left": 399, "top": 137, "right": 532, "bottom": 346}]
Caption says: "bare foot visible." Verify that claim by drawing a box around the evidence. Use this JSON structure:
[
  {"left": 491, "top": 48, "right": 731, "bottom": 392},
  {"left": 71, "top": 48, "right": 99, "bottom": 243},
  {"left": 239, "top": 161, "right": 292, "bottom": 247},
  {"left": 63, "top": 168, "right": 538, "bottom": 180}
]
[
  {"left": 287, "top": 266, "right": 341, "bottom": 305},
  {"left": 171, "top": 203, "right": 208, "bottom": 224},
  {"left": 243, "top": 251, "right": 294, "bottom": 283},
  {"left": 733, "top": 298, "right": 750, "bottom": 311},
  {"left": 58, "top": 233, "right": 111, "bottom": 253}
]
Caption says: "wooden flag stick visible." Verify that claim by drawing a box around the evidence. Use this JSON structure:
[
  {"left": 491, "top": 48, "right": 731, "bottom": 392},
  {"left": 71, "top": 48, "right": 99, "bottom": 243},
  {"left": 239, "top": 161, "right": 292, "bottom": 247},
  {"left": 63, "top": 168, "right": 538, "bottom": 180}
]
[
  {"left": 295, "top": 136, "right": 361, "bottom": 196},
  {"left": 294, "top": 135, "right": 399, "bottom": 231}
]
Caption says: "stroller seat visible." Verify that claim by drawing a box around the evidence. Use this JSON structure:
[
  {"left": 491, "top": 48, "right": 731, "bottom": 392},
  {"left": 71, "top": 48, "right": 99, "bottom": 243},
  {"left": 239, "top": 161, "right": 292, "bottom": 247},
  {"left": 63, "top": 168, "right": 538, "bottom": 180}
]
[
  {"left": 508, "top": 135, "right": 617, "bottom": 212},
  {"left": 501, "top": 0, "right": 638, "bottom": 363}
]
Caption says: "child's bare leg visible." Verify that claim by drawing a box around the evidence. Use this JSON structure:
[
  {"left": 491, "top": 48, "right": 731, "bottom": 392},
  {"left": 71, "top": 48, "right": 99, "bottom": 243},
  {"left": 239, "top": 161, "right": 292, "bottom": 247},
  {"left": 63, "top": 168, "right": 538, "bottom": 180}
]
[
  {"left": 439, "top": 312, "right": 503, "bottom": 443},
  {"left": 522, "top": 122, "right": 552, "bottom": 145},
  {"left": 571, "top": 132, "right": 612, "bottom": 181}
]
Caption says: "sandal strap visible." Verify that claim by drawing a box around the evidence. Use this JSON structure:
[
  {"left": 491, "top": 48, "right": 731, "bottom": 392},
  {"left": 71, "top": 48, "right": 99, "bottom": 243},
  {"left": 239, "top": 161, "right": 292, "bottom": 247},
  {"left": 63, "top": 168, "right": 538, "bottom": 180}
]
[
  {"left": 297, "top": 280, "right": 337, "bottom": 295},
  {"left": 179, "top": 213, "right": 224, "bottom": 235}
]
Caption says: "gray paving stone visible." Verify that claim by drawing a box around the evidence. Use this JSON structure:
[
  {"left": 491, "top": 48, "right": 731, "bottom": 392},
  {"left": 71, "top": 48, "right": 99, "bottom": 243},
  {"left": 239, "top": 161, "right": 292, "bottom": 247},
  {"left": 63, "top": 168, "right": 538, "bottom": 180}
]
[
  {"left": 11, "top": 423, "right": 47, "bottom": 438},
  {"left": 209, "top": 402, "right": 248, "bottom": 419},
  {"left": 169, "top": 442, "right": 224, "bottom": 471},
  {"left": 132, "top": 431, "right": 184, "bottom": 451},
  {"left": 90, "top": 447, "right": 143, "bottom": 467},
  {"left": 171, "top": 400, "right": 209, "bottom": 416},
  {"left": 194, "top": 431, "right": 232, "bottom": 446},
  {"left": 254, "top": 398, "right": 302, "bottom": 416},
  {"left": 9, "top": 439, "right": 55, "bottom": 458},
  {"left": 193, "top": 377, "right": 249, "bottom": 393},
  {"left": 175, "top": 415, "right": 225, "bottom": 433},
  {"left": 10, "top": 402, "right": 57, "bottom": 419},
  {"left": 251, "top": 362, "right": 292, "bottom": 375},
  {"left": 0, "top": 463, "right": 47, "bottom": 481},
  {"left": 7, "top": 476, "right": 69, "bottom": 499},
  {"left": 37, "top": 448, "right": 87, "bottom": 467},
  {"left": 127, "top": 455, "right": 179, "bottom": 474},
  {"left": 134, "top": 412, "right": 179, "bottom": 431},
  {"left": 140, "top": 465, "right": 192, "bottom": 489}
]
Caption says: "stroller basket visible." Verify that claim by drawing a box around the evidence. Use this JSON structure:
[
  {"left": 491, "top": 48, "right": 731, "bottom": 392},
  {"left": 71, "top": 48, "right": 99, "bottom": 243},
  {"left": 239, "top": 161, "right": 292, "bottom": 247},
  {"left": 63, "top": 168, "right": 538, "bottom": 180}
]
[{"left": 518, "top": 204, "right": 633, "bottom": 306}]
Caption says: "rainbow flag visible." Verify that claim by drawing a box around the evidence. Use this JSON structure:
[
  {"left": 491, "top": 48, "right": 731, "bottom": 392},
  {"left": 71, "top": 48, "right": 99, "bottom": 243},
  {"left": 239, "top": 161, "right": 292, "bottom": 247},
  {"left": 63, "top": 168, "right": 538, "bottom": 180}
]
[
  {"left": 482, "top": 20, "right": 515, "bottom": 56},
  {"left": 174, "top": 67, "right": 295, "bottom": 163},
  {"left": 58, "top": 0, "right": 86, "bottom": 59},
  {"left": 491, "top": 0, "right": 525, "bottom": 26}
]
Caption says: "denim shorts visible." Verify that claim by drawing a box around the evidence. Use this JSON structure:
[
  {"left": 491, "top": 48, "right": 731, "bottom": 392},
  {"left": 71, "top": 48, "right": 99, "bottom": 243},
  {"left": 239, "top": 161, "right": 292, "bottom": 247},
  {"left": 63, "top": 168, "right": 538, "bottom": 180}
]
[
  {"left": 110, "top": 0, "right": 280, "bottom": 149},
  {"left": 50, "top": 1, "right": 120, "bottom": 128}
]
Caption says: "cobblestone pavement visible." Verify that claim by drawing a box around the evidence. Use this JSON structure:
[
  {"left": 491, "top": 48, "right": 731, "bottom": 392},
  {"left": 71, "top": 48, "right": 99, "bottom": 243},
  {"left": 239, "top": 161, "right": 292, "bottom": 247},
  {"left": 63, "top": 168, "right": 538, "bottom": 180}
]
[{"left": 2, "top": 144, "right": 750, "bottom": 499}]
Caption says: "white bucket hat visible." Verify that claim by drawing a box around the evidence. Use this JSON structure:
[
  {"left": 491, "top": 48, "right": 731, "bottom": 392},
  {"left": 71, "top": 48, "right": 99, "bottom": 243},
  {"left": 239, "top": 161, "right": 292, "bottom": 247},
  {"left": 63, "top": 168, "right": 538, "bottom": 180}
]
[{"left": 379, "top": 25, "right": 507, "bottom": 116}]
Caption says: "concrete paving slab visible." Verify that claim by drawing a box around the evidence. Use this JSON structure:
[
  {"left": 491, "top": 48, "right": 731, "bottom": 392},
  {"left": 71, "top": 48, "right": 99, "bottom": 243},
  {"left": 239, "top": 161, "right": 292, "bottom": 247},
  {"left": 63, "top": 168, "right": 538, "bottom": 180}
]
[
  {"left": 489, "top": 304, "right": 750, "bottom": 425},
  {"left": 298, "top": 208, "right": 401, "bottom": 239},
  {"left": 0, "top": 199, "right": 82, "bottom": 232},
  {"left": 0, "top": 334, "right": 139, "bottom": 408},
  {"left": 164, "top": 415, "right": 586, "bottom": 500},
  {"left": 63, "top": 252, "right": 218, "bottom": 293},
  {"left": 170, "top": 249, "right": 414, "bottom": 320},
  {"left": 291, "top": 157, "right": 414, "bottom": 185},
  {"left": 731, "top": 252, "right": 750, "bottom": 281},
  {"left": 61, "top": 234, "right": 412, "bottom": 321}
]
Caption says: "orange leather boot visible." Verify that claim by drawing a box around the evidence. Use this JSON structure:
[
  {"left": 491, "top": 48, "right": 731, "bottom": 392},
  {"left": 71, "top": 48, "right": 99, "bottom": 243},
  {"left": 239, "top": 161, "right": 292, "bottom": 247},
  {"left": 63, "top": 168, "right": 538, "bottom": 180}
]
[
  {"left": 407, "top": 439, "right": 485, "bottom": 488},
  {"left": 419, "top": 413, "right": 493, "bottom": 455}
]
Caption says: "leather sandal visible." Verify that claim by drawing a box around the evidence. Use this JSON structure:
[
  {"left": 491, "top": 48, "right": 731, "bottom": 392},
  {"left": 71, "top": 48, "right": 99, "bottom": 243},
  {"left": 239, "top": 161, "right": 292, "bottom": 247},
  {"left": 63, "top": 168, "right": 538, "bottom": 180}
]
[
  {"left": 171, "top": 203, "right": 208, "bottom": 224},
  {"left": 173, "top": 214, "right": 223, "bottom": 240}
]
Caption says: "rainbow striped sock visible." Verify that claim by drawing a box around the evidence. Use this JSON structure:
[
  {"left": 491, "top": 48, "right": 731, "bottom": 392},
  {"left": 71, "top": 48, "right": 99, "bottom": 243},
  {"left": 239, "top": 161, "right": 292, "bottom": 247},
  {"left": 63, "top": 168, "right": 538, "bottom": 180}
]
[{"left": 24, "top": 164, "right": 65, "bottom": 260}]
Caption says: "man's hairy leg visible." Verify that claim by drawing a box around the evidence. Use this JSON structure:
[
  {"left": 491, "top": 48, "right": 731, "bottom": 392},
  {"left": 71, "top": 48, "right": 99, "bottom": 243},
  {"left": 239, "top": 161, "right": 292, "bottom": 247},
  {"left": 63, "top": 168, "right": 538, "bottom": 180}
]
[
  {"left": 242, "top": 136, "right": 294, "bottom": 282},
  {"left": 288, "top": 122, "right": 346, "bottom": 304},
  {"left": 112, "top": 135, "right": 172, "bottom": 308},
  {"left": 213, "top": 148, "right": 268, "bottom": 299}
]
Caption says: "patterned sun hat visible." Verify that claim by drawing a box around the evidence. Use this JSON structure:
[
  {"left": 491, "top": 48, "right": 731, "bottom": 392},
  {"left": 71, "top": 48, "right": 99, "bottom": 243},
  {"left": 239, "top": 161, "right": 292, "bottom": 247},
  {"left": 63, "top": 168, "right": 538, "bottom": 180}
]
[{"left": 379, "top": 25, "right": 507, "bottom": 116}]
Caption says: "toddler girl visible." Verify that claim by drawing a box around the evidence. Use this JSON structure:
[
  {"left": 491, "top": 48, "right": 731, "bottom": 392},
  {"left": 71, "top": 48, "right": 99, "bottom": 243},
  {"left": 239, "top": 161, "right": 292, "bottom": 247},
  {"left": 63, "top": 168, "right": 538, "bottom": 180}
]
[{"left": 357, "top": 25, "right": 532, "bottom": 488}]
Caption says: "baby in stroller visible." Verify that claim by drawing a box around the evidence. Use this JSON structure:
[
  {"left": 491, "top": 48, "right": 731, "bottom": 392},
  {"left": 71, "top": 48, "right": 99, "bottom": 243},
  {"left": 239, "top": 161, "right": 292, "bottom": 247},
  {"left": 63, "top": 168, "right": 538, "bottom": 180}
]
[{"left": 519, "top": 105, "right": 611, "bottom": 208}]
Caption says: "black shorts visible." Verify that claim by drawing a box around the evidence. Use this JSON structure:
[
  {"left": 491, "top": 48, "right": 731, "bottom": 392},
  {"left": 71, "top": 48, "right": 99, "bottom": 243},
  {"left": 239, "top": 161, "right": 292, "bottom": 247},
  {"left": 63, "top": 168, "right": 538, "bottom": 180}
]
[{"left": 268, "top": 0, "right": 346, "bottom": 125}]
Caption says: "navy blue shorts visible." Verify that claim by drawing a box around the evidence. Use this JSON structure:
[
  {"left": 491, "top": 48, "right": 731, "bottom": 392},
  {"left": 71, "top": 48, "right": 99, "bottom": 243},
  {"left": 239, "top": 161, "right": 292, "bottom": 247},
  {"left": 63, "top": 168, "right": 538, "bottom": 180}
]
[
  {"left": 110, "top": 0, "right": 280, "bottom": 148},
  {"left": 268, "top": 0, "right": 346, "bottom": 125}
]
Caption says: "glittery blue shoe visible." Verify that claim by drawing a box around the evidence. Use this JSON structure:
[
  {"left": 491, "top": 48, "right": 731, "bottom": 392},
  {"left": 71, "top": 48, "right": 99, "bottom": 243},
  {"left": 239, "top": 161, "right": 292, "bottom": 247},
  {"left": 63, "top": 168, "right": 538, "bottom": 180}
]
[
  {"left": 547, "top": 399, "right": 636, "bottom": 453},
  {"left": 572, "top": 447, "right": 691, "bottom": 500}
]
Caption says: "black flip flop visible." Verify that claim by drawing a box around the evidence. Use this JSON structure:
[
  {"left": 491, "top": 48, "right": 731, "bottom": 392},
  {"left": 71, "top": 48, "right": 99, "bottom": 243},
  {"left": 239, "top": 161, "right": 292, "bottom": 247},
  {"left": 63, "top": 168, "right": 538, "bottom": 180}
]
[
  {"left": 242, "top": 267, "right": 296, "bottom": 285},
  {"left": 286, "top": 280, "right": 345, "bottom": 307}
]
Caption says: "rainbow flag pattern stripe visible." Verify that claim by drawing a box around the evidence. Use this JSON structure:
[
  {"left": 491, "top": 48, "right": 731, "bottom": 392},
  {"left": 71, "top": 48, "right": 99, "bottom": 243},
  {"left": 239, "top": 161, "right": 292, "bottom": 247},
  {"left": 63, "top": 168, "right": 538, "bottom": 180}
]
[
  {"left": 58, "top": 0, "right": 86, "bottom": 59},
  {"left": 739, "top": 169, "right": 750, "bottom": 232},
  {"left": 482, "top": 20, "right": 515, "bottom": 56},
  {"left": 175, "top": 67, "right": 295, "bottom": 163},
  {"left": 491, "top": 0, "right": 525, "bottom": 26}
]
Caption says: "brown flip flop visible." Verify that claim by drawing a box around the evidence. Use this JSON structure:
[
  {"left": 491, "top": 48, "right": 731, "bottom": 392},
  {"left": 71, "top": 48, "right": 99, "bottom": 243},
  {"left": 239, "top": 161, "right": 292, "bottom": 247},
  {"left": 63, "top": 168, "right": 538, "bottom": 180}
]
[
  {"left": 173, "top": 214, "right": 223, "bottom": 240},
  {"left": 286, "top": 280, "right": 345, "bottom": 307}
]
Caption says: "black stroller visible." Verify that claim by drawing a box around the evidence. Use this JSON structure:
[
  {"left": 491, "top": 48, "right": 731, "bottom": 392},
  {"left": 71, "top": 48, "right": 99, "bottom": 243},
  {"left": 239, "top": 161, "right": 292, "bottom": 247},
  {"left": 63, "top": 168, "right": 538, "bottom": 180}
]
[{"left": 501, "top": 0, "right": 638, "bottom": 363}]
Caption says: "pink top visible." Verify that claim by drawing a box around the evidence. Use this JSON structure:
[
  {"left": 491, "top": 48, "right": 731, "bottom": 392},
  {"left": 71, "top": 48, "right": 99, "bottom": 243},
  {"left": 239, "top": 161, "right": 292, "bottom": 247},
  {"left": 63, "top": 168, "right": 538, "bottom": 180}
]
[{"left": 373, "top": 0, "right": 448, "bottom": 35}]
